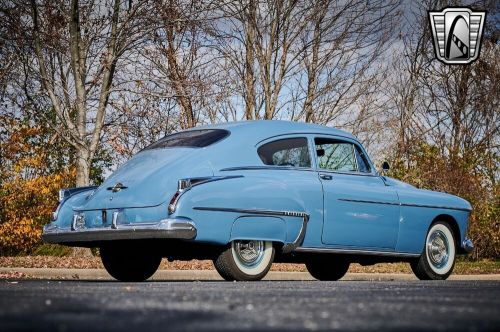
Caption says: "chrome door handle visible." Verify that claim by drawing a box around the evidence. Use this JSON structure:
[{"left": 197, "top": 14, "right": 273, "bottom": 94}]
[{"left": 319, "top": 174, "right": 333, "bottom": 180}]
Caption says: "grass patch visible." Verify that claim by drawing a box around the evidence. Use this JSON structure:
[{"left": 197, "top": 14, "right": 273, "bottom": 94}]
[
  {"left": 30, "top": 244, "right": 72, "bottom": 257},
  {"left": 454, "top": 259, "right": 500, "bottom": 274}
]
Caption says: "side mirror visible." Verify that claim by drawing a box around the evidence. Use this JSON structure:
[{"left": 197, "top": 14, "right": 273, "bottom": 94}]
[{"left": 381, "top": 161, "right": 390, "bottom": 173}]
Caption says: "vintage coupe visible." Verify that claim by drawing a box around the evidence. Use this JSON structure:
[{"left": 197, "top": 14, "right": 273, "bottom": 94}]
[{"left": 43, "top": 121, "right": 473, "bottom": 281}]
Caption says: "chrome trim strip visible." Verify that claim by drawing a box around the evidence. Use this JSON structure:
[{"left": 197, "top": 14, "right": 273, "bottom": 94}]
[
  {"left": 294, "top": 247, "right": 420, "bottom": 258},
  {"left": 42, "top": 219, "right": 197, "bottom": 244},
  {"left": 193, "top": 206, "right": 309, "bottom": 253},
  {"left": 401, "top": 202, "right": 472, "bottom": 212},
  {"left": 193, "top": 206, "right": 308, "bottom": 218},
  {"left": 338, "top": 198, "right": 400, "bottom": 206},
  {"left": 338, "top": 198, "right": 472, "bottom": 212},
  {"left": 183, "top": 175, "right": 244, "bottom": 189}
]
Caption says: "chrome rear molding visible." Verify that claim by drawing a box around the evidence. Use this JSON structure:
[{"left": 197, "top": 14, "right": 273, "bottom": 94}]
[
  {"left": 42, "top": 219, "right": 197, "bottom": 244},
  {"left": 294, "top": 247, "right": 420, "bottom": 258},
  {"left": 168, "top": 175, "right": 244, "bottom": 214},
  {"left": 193, "top": 206, "right": 309, "bottom": 253}
]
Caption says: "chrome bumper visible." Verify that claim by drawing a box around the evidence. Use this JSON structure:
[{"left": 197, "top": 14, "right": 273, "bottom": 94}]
[
  {"left": 42, "top": 219, "right": 197, "bottom": 244},
  {"left": 462, "top": 237, "right": 474, "bottom": 254}
]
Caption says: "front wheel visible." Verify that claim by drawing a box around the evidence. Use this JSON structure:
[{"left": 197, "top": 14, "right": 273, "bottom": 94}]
[
  {"left": 411, "top": 221, "right": 456, "bottom": 280},
  {"left": 214, "top": 240, "right": 274, "bottom": 281},
  {"left": 100, "top": 245, "right": 161, "bottom": 282}
]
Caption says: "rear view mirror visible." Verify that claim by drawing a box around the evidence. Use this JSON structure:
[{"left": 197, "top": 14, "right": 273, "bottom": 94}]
[{"left": 316, "top": 149, "right": 325, "bottom": 157}]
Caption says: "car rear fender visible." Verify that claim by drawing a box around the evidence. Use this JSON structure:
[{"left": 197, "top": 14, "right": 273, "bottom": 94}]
[
  {"left": 51, "top": 187, "right": 97, "bottom": 228},
  {"left": 173, "top": 174, "right": 311, "bottom": 251},
  {"left": 230, "top": 216, "right": 287, "bottom": 244}
]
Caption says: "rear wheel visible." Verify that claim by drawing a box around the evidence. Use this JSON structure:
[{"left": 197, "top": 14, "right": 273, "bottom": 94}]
[
  {"left": 214, "top": 240, "right": 274, "bottom": 281},
  {"left": 410, "top": 221, "right": 456, "bottom": 280},
  {"left": 306, "top": 257, "right": 350, "bottom": 281},
  {"left": 100, "top": 245, "right": 161, "bottom": 282}
]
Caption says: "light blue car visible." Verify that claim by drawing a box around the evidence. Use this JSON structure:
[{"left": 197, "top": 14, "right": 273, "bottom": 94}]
[{"left": 43, "top": 121, "right": 473, "bottom": 281}]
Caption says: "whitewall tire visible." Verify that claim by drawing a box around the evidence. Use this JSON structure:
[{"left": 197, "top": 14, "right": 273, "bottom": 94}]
[
  {"left": 411, "top": 221, "right": 456, "bottom": 280},
  {"left": 214, "top": 240, "right": 274, "bottom": 281}
]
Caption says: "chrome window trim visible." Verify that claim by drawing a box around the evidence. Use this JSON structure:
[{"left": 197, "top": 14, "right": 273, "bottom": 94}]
[
  {"left": 254, "top": 132, "right": 355, "bottom": 147},
  {"left": 220, "top": 166, "right": 316, "bottom": 172},
  {"left": 193, "top": 206, "right": 309, "bottom": 253},
  {"left": 313, "top": 135, "right": 377, "bottom": 176},
  {"left": 315, "top": 169, "right": 380, "bottom": 178},
  {"left": 256, "top": 136, "right": 313, "bottom": 169},
  {"left": 351, "top": 143, "right": 360, "bottom": 172}
]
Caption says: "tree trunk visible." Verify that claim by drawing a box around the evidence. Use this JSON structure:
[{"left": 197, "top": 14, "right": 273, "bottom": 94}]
[
  {"left": 304, "top": 12, "right": 323, "bottom": 123},
  {"left": 244, "top": 1, "right": 256, "bottom": 120},
  {"left": 75, "top": 149, "right": 90, "bottom": 186}
]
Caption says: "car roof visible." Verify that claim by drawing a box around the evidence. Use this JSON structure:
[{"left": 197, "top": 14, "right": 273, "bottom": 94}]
[{"left": 190, "top": 120, "right": 355, "bottom": 143}]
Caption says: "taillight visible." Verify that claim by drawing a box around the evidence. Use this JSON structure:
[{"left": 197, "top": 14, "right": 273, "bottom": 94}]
[
  {"left": 168, "top": 179, "right": 193, "bottom": 214},
  {"left": 168, "top": 191, "right": 181, "bottom": 214}
]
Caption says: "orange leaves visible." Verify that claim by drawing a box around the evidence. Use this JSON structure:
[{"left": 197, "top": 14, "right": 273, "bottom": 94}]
[
  {"left": 0, "top": 169, "right": 75, "bottom": 255},
  {"left": 0, "top": 117, "right": 76, "bottom": 255}
]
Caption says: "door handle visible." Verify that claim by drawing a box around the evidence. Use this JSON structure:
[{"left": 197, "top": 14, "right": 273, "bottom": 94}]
[{"left": 319, "top": 174, "right": 333, "bottom": 180}]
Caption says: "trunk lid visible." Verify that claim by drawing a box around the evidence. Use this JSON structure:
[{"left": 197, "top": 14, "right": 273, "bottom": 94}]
[{"left": 80, "top": 148, "right": 210, "bottom": 210}]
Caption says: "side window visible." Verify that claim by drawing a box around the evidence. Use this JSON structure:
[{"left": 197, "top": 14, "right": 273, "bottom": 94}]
[
  {"left": 354, "top": 146, "right": 371, "bottom": 173},
  {"left": 258, "top": 138, "right": 311, "bottom": 168},
  {"left": 315, "top": 138, "right": 370, "bottom": 173}
]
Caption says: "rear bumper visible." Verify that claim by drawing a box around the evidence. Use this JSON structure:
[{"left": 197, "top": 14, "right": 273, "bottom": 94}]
[{"left": 42, "top": 219, "right": 197, "bottom": 244}]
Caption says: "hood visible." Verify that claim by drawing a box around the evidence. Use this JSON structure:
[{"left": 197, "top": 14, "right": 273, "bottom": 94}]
[
  {"left": 78, "top": 148, "right": 213, "bottom": 210},
  {"left": 388, "top": 177, "right": 472, "bottom": 212}
]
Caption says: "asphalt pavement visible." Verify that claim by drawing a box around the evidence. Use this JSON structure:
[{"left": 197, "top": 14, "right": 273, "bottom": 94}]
[{"left": 1, "top": 280, "right": 499, "bottom": 331}]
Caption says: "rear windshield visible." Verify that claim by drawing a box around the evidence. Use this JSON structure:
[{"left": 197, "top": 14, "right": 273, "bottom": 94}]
[{"left": 143, "top": 129, "right": 230, "bottom": 150}]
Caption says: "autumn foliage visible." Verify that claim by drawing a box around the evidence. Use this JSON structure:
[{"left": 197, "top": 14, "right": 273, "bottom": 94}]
[
  {"left": 389, "top": 142, "right": 500, "bottom": 260},
  {"left": 0, "top": 116, "right": 75, "bottom": 255}
]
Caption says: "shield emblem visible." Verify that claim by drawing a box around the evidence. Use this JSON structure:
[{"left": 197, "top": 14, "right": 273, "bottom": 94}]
[{"left": 429, "top": 8, "right": 486, "bottom": 65}]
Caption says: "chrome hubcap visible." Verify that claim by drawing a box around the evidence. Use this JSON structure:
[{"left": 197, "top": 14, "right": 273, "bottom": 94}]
[
  {"left": 233, "top": 240, "right": 265, "bottom": 267},
  {"left": 427, "top": 230, "right": 449, "bottom": 268}
]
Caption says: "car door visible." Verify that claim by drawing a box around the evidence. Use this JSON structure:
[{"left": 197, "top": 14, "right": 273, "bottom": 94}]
[{"left": 315, "top": 136, "right": 400, "bottom": 250}]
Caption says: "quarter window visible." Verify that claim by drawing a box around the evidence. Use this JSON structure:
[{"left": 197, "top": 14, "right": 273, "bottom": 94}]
[
  {"left": 315, "top": 138, "right": 370, "bottom": 173},
  {"left": 258, "top": 138, "right": 311, "bottom": 168}
]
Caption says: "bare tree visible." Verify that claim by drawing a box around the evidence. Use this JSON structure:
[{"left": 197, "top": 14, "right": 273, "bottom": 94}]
[
  {"left": 26, "top": 0, "right": 149, "bottom": 186},
  {"left": 297, "top": 0, "right": 400, "bottom": 126}
]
